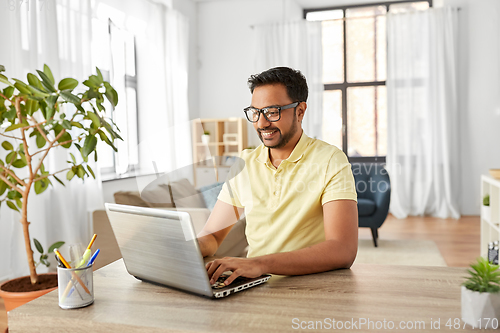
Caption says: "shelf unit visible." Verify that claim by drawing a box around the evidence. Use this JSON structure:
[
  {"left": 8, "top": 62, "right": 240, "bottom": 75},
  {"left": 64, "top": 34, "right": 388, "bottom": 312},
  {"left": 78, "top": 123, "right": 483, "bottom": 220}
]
[
  {"left": 480, "top": 175, "right": 500, "bottom": 257},
  {"left": 191, "top": 118, "right": 248, "bottom": 187}
]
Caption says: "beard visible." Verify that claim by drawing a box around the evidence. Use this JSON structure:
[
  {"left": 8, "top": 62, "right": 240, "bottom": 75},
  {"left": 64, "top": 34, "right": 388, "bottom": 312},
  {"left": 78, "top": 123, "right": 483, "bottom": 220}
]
[{"left": 258, "top": 111, "right": 298, "bottom": 149}]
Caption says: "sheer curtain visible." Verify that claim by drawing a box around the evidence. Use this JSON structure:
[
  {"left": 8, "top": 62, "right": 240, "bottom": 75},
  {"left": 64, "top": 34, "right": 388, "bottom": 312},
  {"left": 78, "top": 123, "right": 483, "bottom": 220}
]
[
  {"left": 386, "top": 7, "right": 461, "bottom": 219},
  {"left": 134, "top": 3, "right": 192, "bottom": 193},
  {"left": 254, "top": 21, "right": 323, "bottom": 139},
  {"left": 0, "top": 0, "right": 103, "bottom": 280}
]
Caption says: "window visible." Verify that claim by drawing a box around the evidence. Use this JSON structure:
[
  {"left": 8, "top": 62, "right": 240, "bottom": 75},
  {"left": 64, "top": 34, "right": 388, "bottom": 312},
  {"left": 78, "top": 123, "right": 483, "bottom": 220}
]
[
  {"left": 92, "top": 6, "right": 139, "bottom": 177},
  {"left": 305, "top": 1, "right": 431, "bottom": 162}
]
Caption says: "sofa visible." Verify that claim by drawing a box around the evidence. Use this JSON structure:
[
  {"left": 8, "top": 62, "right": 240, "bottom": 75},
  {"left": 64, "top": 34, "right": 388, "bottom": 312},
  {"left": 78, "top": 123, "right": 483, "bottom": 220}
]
[{"left": 92, "top": 178, "right": 248, "bottom": 270}]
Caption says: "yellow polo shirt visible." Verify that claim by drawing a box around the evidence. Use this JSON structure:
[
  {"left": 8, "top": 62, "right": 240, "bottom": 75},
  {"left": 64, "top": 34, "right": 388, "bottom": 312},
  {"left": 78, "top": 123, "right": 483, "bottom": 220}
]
[{"left": 218, "top": 132, "right": 357, "bottom": 258}]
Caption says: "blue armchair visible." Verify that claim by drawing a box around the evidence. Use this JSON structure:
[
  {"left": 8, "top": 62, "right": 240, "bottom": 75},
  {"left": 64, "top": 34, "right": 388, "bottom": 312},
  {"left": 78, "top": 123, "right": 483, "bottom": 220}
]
[{"left": 352, "top": 163, "right": 391, "bottom": 247}]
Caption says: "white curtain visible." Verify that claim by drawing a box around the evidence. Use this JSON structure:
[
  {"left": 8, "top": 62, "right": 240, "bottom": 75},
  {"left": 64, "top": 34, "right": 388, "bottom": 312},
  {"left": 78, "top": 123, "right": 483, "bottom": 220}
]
[
  {"left": 133, "top": 3, "right": 193, "bottom": 192},
  {"left": 254, "top": 21, "right": 323, "bottom": 139},
  {"left": 0, "top": 0, "right": 103, "bottom": 280},
  {"left": 386, "top": 7, "right": 460, "bottom": 219}
]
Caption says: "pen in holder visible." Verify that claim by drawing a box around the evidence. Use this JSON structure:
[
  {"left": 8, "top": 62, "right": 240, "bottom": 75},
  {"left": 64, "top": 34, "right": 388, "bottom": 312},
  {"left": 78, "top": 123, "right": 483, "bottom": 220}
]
[{"left": 57, "top": 265, "right": 94, "bottom": 309}]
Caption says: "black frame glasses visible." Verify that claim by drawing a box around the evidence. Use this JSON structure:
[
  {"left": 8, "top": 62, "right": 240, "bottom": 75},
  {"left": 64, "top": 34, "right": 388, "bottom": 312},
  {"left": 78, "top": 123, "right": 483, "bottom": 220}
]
[{"left": 243, "top": 102, "right": 299, "bottom": 123}]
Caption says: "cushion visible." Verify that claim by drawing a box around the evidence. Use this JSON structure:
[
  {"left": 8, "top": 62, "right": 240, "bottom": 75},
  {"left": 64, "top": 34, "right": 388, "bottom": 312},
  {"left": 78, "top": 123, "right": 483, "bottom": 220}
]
[
  {"left": 357, "top": 198, "right": 376, "bottom": 217},
  {"left": 141, "top": 185, "right": 175, "bottom": 208},
  {"left": 198, "top": 182, "right": 224, "bottom": 210},
  {"left": 166, "top": 178, "right": 206, "bottom": 208},
  {"left": 114, "top": 191, "right": 151, "bottom": 207},
  {"left": 114, "top": 190, "right": 174, "bottom": 208}
]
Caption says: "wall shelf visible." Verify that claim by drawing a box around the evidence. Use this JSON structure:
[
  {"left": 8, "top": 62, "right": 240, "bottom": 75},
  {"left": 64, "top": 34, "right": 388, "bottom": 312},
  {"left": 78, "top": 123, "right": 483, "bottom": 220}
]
[
  {"left": 192, "top": 118, "right": 247, "bottom": 187},
  {"left": 481, "top": 175, "right": 500, "bottom": 257}
]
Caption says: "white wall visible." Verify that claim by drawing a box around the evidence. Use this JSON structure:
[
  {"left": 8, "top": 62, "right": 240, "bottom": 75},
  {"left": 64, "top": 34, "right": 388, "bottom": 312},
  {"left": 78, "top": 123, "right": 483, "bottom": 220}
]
[
  {"left": 197, "top": 0, "right": 302, "bottom": 147},
  {"left": 196, "top": 0, "right": 500, "bottom": 215}
]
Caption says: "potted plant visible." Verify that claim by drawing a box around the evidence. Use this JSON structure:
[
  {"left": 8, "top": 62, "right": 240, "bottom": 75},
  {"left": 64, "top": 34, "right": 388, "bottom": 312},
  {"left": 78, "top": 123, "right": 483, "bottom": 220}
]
[
  {"left": 462, "top": 257, "right": 500, "bottom": 328},
  {"left": 201, "top": 131, "right": 210, "bottom": 144},
  {"left": 483, "top": 194, "right": 491, "bottom": 222},
  {"left": 0, "top": 64, "right": 120, "bottom": 312}
]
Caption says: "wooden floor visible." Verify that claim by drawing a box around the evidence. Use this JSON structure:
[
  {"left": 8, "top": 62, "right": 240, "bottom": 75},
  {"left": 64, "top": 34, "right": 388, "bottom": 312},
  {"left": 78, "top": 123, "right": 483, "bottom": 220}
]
[
  {"left": 0, "top": 214, "right": 480, "bottom": 331},
  {"left": 359, "top": 214, "right": 481, "bottom": 267}
]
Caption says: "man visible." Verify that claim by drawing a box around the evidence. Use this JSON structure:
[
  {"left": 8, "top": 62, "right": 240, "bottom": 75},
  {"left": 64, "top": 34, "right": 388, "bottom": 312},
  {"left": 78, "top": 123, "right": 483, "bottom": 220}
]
[{"left": 197, "top": 67, "right": 358, "bottom": 287}]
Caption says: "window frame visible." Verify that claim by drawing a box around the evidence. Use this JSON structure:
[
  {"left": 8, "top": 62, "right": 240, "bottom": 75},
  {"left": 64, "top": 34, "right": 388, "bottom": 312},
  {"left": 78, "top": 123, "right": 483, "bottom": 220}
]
[
  {"left": 97, "top": 19, "right": 140, "bottom": 178},
  {"left": 304, "top": 0, "right": 432, "bottom": 163}
]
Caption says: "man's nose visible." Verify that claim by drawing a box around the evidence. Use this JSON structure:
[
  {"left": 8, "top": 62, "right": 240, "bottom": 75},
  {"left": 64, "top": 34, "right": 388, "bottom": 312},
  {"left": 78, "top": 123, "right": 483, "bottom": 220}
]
[{"left": 257, "top": 112, "right": 271, "bottom": 128}]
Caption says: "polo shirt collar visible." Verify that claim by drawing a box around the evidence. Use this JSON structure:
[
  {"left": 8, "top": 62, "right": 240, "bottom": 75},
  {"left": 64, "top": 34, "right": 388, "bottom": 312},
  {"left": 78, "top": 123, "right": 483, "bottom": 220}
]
[{"left": 256, "top": 131, "right": 310, "bottom": 164}]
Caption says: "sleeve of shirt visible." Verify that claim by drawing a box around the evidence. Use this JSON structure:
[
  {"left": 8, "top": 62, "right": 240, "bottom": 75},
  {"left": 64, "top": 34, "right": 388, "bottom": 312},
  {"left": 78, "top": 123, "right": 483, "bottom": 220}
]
[
  {"left": 217, "top": 156, "right": 245, "bottom": 208},
  {"left": 321, "top": 150, "right": 357, "bottom": 205}
]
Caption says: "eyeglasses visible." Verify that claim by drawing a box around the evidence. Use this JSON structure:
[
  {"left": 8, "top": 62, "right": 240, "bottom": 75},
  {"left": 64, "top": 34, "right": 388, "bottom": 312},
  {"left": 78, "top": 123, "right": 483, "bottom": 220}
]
[{"left": 243, "top": 102, "right": 299, "bottom": 123}]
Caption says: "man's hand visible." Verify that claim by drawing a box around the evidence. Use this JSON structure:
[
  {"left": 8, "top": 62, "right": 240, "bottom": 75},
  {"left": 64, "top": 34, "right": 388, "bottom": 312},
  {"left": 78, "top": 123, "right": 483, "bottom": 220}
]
[{"left": 206, "top": 257, "right": 265, "bottom": 286}]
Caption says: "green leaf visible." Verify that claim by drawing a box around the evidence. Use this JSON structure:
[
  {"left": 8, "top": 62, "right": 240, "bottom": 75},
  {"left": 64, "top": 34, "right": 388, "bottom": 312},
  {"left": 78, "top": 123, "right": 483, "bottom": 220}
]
[
  {"left": 36, "top": 135, "right": 46, "bottom": 148},
  {"left": 70, "top": 153, "right": 76, "bottom": 164},
  {"left": 15, "top": 197, "right": 22, "bottom": 209},
  {"left": 5, "top": 122, "right": 29, "bottom": 132},
  {"left": 48, "top": 241, "right": 65, "bottom": 254},
  {"left": 13, "top": 81, "right": 31, "bottom": 94},
  {"left": 43, "top": 64, "right": 55, "bottom": 85},
  {"left": 53, "top": 175, "right": 65, "bottom": 187},
  {"left": 33, "top": 238, "right": 44, "bottom": 254},
  {"left": 61, "top": 119, "right": 71, "bottom": 130},
  {"left": 25, "top": 99, "right": 39, "bottom": 116},
  {"left": 3, "top": 86, "right": 14, "bottom": 98},
  {"left": 57, "top": 131, "right": 72, "bottom": 148},
  {"left": 34, "top": 179, "right": 49, "bottom": 194},
  {"left": 6, "top": 151, "right": 16, "bottom": 164},
  {"left": 0, "top": 74, "right": 14, "bottom": 87},
  {"left": 66, "top": 169, "right": 75, "bottom": 181},
  {"left": 104, "top": 82, "right": 118, "bottom": 107},
  {"left": 82, "top": 135, "right": 97, "bottom": 158},
  {"left": 58, "top": 78, "right": 78, "bottom": 91},
  {"left": 0, "top": 65, "right": 5, "bottom": 72},
  {"left": 6, "top": 200, "right": 19, "bottom": 212},
  {"left": 86, "top": 111, "right": 101, "bottom": 128},
  {"left": 0, "top": 181, "right": 7, "bottom": 196},
  {"left": 87, "top": 165, "right": 96, "bottom": 179},
  {"left": 46, "top": 95, "right": 57, "bottom": 109},
  {"left": 26, "top": 85, "right": 50, "bottom": 98},
  {"left": 96, "top": 67, "right": 104, "bottom": 82},
  {"left": 60, "top": 91, "right": 81, "bottom": 104},
  {"left": 7, "top": 190, "right": 21, "bottom": 200},
  {"left": 36, "top": 70, "right": 56, "bottom": 93},
  {"left": 70, "top": 121, "right": 83, "bottom": 129},
  {"left": 12, "top": 159, "right": 27, "bottom": 168},
  {"left": 76, "top": 165, "right": 86, "bottom": 178},
  {"left": 27, "top": 73, "right": 44, "bottom": 91},
  {"left": 2, "top": 141, "right": 13, "bottom": 150},
  {"left": 82, "top": 79, "right": 96, "bottom": 89}
]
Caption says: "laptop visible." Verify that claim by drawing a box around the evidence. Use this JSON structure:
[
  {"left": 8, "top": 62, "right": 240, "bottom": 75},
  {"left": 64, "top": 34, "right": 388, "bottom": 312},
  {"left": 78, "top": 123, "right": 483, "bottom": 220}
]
[{"left": 105, "top": 203, "right": 271, "bottom": 298}]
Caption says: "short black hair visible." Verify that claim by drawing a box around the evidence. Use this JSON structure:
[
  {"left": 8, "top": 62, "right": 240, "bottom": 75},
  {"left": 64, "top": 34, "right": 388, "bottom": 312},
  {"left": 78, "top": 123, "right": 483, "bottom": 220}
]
[{"left": 247, "top": 67, "right": 308, "bottom": 102}]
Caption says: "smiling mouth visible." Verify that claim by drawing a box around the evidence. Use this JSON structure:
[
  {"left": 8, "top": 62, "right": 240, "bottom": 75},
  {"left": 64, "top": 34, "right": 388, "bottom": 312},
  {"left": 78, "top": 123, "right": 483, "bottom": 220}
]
[{"left": 259, "top": 129, "right": 279, "bottom": 139}]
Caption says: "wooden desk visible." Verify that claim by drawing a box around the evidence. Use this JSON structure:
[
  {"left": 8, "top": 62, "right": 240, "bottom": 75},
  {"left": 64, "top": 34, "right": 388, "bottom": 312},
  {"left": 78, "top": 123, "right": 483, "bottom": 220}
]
[{"left": 9, "top": 260, "right": 473, "bottom": 332}]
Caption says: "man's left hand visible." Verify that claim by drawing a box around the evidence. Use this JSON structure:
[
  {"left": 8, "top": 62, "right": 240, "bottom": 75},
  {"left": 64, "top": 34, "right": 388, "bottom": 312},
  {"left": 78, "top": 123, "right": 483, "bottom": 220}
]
[{"left": 206, "top": 257, "right": 265, "bottom": 286}]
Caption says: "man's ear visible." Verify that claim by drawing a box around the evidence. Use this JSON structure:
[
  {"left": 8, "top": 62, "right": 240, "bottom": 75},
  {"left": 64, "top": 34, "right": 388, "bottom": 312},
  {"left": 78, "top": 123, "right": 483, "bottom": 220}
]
[{"left": 297, "top": 102, "right": 307, "bottom": 122}]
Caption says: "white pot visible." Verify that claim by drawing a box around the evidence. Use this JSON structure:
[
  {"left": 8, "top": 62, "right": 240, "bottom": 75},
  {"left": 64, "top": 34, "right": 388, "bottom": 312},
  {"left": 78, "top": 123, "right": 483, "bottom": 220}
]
[
  {"left": 461, "top": 286, "right": 500, "bottom": 328},
  {"left": 201, "top": 134, "right": 210, "bottom": 145},
  {"left": 482, "top": 206, "right": 491, "bottom": 222}
]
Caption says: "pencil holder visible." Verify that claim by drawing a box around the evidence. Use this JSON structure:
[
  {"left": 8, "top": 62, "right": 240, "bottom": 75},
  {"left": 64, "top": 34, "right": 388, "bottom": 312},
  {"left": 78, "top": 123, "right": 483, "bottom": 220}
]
[{"left": 57, "top": 265, "right": 94, "bottom": 309}]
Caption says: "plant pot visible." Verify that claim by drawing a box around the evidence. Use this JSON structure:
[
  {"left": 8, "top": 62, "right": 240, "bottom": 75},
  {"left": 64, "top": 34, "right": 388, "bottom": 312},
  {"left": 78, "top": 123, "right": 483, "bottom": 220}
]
[
  {"left": 482, "top": 205, "right": 491, "bottom": 222},
  {"left": 201, "top": 134, "right": 210, "bottom": 145},
  {"left": 461, "top": 285, "right": 500, "bottom": 328},
  {"left": 0, "top": 273, "right": 57, "bottom": 312}
]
